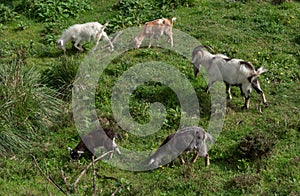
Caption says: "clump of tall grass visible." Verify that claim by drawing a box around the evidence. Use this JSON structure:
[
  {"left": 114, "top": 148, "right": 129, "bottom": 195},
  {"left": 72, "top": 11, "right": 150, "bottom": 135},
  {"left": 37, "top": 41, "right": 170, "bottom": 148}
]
[
  {"left": 0, "top": 49, "right": 63, "bottom": 157},
  {"left": 40, "top": 56, "right": 79, "bottom": 101}
]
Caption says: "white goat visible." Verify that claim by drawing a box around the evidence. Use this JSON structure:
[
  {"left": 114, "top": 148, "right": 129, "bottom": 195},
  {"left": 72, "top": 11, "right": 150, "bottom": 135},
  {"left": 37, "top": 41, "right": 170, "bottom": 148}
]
[
  {"left": 148, "top": 126, "right": 212, "bottom": 168},
  {"left": 192, "top": 45, "right": 268, "bottom": 110},
  {"left": 133, "top": 17, "right": 176, "bottom": 49},
  {"left": 57, "top": 22, "right": 114, "bottom": 54}
]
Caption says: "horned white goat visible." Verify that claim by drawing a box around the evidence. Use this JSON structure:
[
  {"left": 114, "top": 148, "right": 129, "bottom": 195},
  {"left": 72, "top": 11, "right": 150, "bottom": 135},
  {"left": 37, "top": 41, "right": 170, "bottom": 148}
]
[
  {"left": 192, "top": 45, "right": 268, "bottom": 110},
  {"left": 133, "top": 17, "right": 176, "bottom": 49},
  {"left": 148, "top": 126, "right": 212, "bottom": 168},
  {"left": 57, "top": 22, "right": 114, "bottom": 54}
]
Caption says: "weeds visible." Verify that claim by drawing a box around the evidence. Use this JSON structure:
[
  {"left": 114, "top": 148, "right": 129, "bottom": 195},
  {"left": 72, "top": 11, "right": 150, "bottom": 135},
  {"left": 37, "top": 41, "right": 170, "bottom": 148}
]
[
  {"left": 17, "top": 0, "right": 92, "bottom": 22},
  {"left": 227, "top": 174, "right": 260, "bottom": 194},
  {"left": 109, "top": 0, "right": 175, "bottom": 32},
  {"left": 0, "top": 3, "right": 17, "bottom": 24}
]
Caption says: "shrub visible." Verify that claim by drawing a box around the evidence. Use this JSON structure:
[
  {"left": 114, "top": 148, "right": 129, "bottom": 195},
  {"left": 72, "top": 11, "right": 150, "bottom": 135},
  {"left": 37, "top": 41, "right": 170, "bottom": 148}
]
[
  {"left": 109, "top": 0, "right": 170, "bottom": 32},
  {"left": 109, "top": 0, "right": 195, "bottom": 32},
  {"left": 155, "top": 0, "right": 197, "bottom": 9},
  {"left": 17, "top": 0, "right": 92, "bottom": 22},
  {"left": 0, "top": 4, "right": 17, "bottom": 24},
  {"left": 0, "top": 49, "right": 64, "bottom": 157},
  {"left": 237, "top": 131, "right": 277, "bottom": 161},
  {"left": 40, "top": 22, "right": 65, "bottom": 45}
]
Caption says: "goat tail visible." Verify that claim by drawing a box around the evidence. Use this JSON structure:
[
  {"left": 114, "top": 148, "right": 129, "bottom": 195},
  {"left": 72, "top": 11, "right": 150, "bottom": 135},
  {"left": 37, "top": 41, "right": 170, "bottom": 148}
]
[
  {"left": 171, "top": 17, "right": 177, "bottom": 24},
  {"left": 249, "top": 67, "right": 267, "bottom": 82},
  {"left": 256, "top": 67, "right": 267, "bottom": 75}
]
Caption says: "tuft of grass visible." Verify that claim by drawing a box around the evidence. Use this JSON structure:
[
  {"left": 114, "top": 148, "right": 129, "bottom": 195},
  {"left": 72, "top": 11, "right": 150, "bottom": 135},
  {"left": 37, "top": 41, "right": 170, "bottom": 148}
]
[
  {"left": 0, "top": 49, "right": 64, "bottom": 157},
  {"left": 40, "top": 56, "right": 79, "bottom": 101},
  {"left": 237, "top": 130, "right": 277, "bottom": 162}
]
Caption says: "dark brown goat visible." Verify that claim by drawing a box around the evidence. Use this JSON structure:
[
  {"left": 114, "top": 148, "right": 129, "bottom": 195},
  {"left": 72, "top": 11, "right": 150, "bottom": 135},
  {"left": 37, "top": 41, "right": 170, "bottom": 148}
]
[
  {"left": 148, "top": 126, "right": 212, "bottom": 168},
  {"left": 69, "top": 128, "right": 121, "bottom": 160}
]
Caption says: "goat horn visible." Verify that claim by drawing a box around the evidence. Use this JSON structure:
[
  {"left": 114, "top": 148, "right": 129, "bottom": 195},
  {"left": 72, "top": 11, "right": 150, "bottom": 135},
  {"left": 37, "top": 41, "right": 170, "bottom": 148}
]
[{"left": 203, "top": 45, "right": 215, "bottom": 53}]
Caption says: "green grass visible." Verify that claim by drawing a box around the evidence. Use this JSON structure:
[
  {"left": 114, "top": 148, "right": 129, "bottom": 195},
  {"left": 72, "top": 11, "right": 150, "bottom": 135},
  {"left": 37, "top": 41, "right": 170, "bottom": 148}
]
[{"left": 0, "top": 0, "right": 299, "bottom": 195}]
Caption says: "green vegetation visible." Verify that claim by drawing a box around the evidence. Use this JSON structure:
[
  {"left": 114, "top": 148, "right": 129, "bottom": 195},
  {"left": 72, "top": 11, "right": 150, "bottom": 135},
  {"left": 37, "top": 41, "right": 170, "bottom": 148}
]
[
  {"left": 0, "top": 48, "right": 63, "bottom": 157},
  {"left": 0, "top": 0, "right": 299, "bottom": 195}
]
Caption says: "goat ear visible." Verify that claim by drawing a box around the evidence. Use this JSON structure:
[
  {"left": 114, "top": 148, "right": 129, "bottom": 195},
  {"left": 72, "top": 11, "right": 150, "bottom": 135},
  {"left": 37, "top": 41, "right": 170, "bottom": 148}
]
[
  {"left": 202, "top": 133, "right": 207, "bottom": 141},
  {"left": 57, "top": 40, "right": 63, "bottom": 46},
  {"left": 67, "top": 147, "right": 73, "bottom": 151},
  {"left": 77, "top": 151, "right": 85, "bottom": 154}
]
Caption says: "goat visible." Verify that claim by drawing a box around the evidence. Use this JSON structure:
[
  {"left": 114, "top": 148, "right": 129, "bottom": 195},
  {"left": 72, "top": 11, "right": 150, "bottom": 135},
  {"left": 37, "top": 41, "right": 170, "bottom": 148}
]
[
  {"left": 68, "top": 128, "right": 121, "bottom": 160},
  {"left": 57, "top": 22, "right": 114, "bottom": 54},
  {"left": 192, "top": 45, "right": 268, "bottom": 110},
  {"left": 148, "top": 126, "right": 212, "bottom": 168},
  {"left": 133, "top": 17, "right": 176, "bottom": 49}
]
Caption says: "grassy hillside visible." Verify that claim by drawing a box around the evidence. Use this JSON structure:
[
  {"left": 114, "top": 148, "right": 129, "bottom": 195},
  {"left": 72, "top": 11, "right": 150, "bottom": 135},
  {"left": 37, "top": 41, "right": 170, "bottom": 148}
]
[{"left": 0, "top": 0, "right": 299, "bottom": 195}]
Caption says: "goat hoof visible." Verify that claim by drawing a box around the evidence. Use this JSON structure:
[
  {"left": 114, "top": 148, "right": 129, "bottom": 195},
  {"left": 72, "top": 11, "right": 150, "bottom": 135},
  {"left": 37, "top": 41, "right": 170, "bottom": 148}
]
[
  {"left": 241, "top": 106, "right": 248, "bottom": 110},
  {"left": 264, "top": 102, "right": 268, "bottom": 107}
]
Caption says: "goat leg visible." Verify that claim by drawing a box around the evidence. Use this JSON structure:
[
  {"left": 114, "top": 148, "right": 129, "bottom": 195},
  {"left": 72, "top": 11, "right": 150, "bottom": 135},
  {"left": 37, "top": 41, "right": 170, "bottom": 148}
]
[
  {"left": 191, "top": 151, "right": 199, "bottom": 163},
  {"left": 261, "top": 93, "right": 268, "bottom": 107},
  {"left": 169, "top": 161, "right": 175, "bottom": 168},
  {"left": 74, "top": 40, "right": 83, "bottom": 51},
  {"left": 225, "top": 83, "right": 232, "bottom": 100},
  {"left": 205, "top": 154, "right": 210, "bottom": 166},
  {"left": 206, "top": 80, "right": 216, "bottom": 93},
  {"left": 242, "top": 96, "right": 250, "bottom": 110},
  {"left": 258, "top": 91, "right": 268, "bottom": 107},
  {"left": 252, "top": 81, "right": 268, "bottom": 107},
  {"left": 168, "top": 31, "right": 173, "bottom": 47},
  {"left": 179, "top": 155, "right": 185, "bottom": 164},
  {"left": 148, "top": 34, "right": 154, "bottom": 48}
]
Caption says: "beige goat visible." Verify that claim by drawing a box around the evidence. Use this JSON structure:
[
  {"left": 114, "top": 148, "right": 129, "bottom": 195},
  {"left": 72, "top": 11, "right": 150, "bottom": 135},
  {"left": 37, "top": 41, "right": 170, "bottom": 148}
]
[{"left": 133, "top": 17, "right": 176, "bottom": 49}]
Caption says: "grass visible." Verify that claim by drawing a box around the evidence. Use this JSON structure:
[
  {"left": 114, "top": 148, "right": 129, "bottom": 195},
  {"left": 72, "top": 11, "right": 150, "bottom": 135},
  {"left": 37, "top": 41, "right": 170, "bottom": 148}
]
[{"left": 0, "top": 0, "right": 299, "bottom": 195}]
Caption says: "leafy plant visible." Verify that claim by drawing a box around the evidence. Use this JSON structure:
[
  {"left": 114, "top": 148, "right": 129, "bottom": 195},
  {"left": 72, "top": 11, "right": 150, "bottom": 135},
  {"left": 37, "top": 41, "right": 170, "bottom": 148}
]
[
  {"left": 109, "top": 0, "right": 170, "bottom": 32},
  {"left": 16, "top": 21, "right": 28, "bottom": 31},
  {"left": 0, "top": 3, "right": 17, "bottom": 24},
  {"left": 40, "top": 22, "right": 65, "bottom": 45},
  {"left": 155, "top": 0, "right": 197, "bottom": 9},
  {"left": 17, "top": 0, "right": 92, "bottom": 22}
]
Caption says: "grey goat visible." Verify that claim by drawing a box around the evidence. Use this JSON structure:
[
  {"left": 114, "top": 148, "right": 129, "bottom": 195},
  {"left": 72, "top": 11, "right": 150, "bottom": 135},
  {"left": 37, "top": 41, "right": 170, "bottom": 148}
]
[{"left": 148, "top": 126, "right": 213, "bottom": 168}]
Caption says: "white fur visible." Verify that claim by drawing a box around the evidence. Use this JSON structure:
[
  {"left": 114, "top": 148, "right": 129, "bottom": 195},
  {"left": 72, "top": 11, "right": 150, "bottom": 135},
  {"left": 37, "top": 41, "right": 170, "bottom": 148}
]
[
  {"left": 192, "top": 45, "right": 268, "bottom": 109},
  {"left": 57, "top": 22, "right": 114, "bottom": 53}
]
